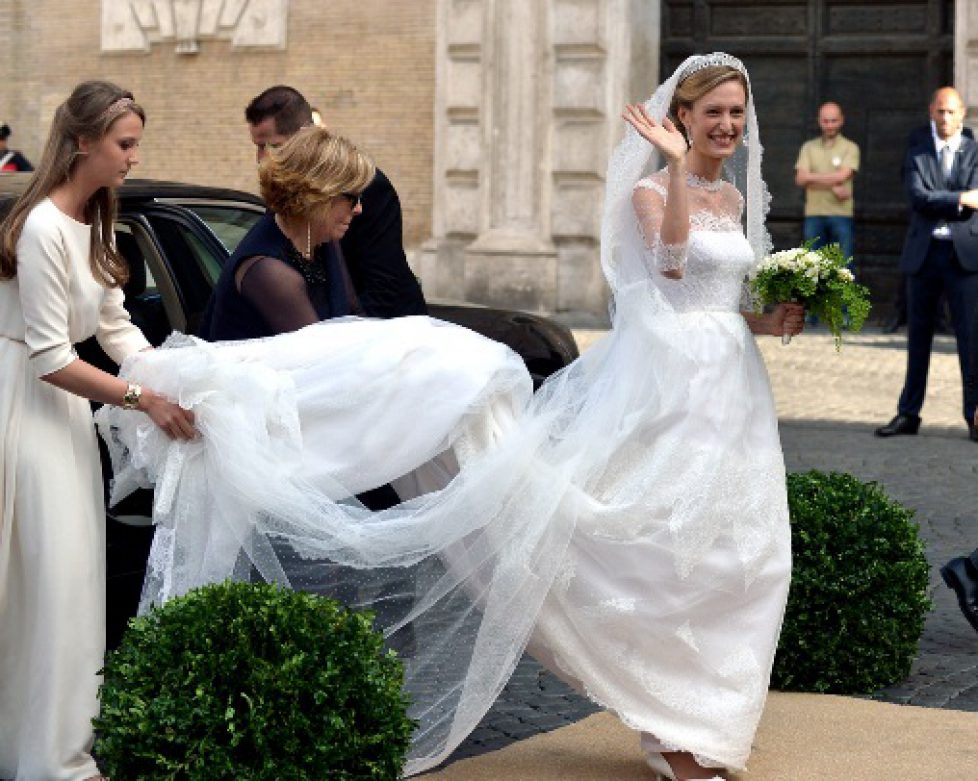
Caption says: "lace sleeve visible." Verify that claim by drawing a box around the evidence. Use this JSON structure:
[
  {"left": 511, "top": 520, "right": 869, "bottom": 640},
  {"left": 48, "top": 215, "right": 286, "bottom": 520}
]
[{"left": 632, "top": 179, "right": 688, "bottom": 274}]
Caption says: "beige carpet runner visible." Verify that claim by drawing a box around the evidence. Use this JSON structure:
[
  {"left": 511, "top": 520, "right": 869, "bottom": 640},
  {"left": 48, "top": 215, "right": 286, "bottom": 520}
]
[{"left": 421, "top": 692, "right": 978, "bottom": 780}]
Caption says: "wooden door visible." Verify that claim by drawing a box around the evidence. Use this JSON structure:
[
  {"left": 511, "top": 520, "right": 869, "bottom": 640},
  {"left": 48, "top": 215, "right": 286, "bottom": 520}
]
[{"left": 661, "top": 0, "right": 954, "bottom": 316}]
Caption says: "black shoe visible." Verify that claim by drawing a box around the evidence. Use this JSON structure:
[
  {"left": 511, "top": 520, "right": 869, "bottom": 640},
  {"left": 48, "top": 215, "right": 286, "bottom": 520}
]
[
  {"left": 970, "top": 423, "right": 978, "bottom": 442},
  {"left": 874, "top": 413, "right": 921, "bottom": 437},
  {"left": 940, "top": 554, "right": 978, "bottom": 632}
]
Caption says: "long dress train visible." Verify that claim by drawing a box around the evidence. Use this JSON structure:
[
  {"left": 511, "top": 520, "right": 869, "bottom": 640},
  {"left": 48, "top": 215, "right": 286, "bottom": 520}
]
[{"left": 96, "top": 166, "right": 790, "bottom": 774}]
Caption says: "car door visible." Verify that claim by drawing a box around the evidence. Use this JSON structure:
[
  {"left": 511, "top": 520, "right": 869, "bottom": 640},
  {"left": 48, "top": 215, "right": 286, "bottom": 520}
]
[
  {"left": 130, "top": 202, "right": 240, "bottom": 334},
  {"left": 103, "top": 200, "right": 261, "bottom": 647},
  {"left": 100, "top": 202, "right": 260, "bottom": 522}
]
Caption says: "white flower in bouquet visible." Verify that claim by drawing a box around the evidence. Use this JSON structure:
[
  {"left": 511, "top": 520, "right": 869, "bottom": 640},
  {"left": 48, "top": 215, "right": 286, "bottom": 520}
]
[{"left": 750, "top": 241, "right": 871, "bottom": 349}]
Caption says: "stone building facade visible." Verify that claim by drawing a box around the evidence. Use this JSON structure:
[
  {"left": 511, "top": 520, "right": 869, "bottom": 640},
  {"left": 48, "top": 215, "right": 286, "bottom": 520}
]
[
  {"left": 418, "top": 0, "right": 657, "bottom": 315},
  {"left": 3, "top": 1, "right": 977, "bottom": 319},
  {"left": 0, "top": 0, "right": 658, "bottom": 318},
  {"left": 0, "top": 0, "right": 437, "bottom": 250},
  {"left": 957, "top": 1, "right": 978, "bottom": 124}
]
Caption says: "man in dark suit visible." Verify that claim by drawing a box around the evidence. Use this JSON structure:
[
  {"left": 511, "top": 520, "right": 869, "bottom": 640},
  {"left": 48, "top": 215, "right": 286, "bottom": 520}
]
[
  {"left": 243, "top": 85, "right": 427, "bottom": 319},
  {"left": 884, "top": 125, "right": 975, "bottom": 333},
  {"left": 876, "top": 87, "right": 978, "bottom": 441}
]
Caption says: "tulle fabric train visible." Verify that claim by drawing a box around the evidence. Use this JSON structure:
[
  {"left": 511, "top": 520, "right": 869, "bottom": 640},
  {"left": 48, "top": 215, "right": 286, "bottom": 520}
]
[{"left": 97, "top": 268, "right": 790, "bottom": 773}]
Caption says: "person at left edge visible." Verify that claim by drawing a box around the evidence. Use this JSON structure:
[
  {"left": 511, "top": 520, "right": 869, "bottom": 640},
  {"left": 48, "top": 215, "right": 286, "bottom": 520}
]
[{"left": 0, "top": 123, "right": 34, "bottom": 172}]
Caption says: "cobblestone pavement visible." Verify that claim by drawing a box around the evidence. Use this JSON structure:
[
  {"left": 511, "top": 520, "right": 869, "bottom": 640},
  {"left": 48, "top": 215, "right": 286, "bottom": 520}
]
[{"left": 449, "top": 327, "right": 977, "bottom": 764}]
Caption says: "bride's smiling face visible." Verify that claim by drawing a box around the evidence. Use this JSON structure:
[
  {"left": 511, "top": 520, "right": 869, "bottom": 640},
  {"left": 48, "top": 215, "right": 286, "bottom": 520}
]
[{"left": 678, "top": 80, "right": 746, "bottom": 160}]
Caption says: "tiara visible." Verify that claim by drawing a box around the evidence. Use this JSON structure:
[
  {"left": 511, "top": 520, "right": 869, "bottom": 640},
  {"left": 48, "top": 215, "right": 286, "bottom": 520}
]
[
  {"left": 676, "top": 52, "right": 747, "bottom": 83},
  {"left": 98, "top": 97, "right": 136, "bottom": 124}
]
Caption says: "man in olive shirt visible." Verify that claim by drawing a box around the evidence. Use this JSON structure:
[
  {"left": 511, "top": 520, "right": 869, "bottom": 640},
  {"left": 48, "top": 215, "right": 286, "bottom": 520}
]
[{"left": 795, "top": 101, "right": 860, "bottom": 264}]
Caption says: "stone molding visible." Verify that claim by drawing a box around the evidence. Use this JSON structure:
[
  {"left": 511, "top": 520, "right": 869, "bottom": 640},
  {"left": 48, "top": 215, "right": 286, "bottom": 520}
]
[
  {"left": 956, "top": 0, "right": 978, "bottom": 121},
  {"left": 421, "top": 0, "right": 658, "bottom": 316},
  {"left": 101, "top": 0, "right": 288, "bottom": 54}
]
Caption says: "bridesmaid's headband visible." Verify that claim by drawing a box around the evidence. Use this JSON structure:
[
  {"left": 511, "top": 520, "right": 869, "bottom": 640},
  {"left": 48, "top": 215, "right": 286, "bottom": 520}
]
[{"left": 98, "top": 97, "right": 136, "bottom": 124}]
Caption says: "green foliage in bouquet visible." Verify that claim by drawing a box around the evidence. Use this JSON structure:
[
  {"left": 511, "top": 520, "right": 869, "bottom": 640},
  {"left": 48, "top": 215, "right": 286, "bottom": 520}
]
[
  {"left": 94, "top": 581, "right": 414, "bottom": 780},
  {"left": 772, "top": 471, "right": 931, "bottom": 694},
  {"left": 751, "top": 241, "right": 872, "bottom": 348}
]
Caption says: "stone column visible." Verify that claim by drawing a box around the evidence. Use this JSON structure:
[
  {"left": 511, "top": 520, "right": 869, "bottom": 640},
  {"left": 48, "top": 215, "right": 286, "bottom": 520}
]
[
  {"left": 417, "top": 0, "right": 484, "bottom": 301},
  {"left": 956, "top": 0, "right": 978, "bottom": 125},
  {"left": 420, "top": 0, "right": 659, "bottom": 317},
  {"left": 460, "top": 0, "right": 557, "bottom": 313}
]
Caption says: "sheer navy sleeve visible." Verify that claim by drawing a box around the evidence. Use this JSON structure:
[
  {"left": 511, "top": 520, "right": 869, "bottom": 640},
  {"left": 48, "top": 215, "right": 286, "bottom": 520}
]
[{"left": 237, "top": 256, "right": 319, "bottom": 335}]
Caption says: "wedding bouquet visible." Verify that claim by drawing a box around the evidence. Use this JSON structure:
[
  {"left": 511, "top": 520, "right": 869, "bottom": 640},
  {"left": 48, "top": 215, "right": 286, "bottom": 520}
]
[{"left": 750, "top": 242, "right": 871, "bottom": 348}]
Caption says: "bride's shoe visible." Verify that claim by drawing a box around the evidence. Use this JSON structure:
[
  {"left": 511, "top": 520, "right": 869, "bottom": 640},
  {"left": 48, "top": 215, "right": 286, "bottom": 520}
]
[
  {"left": 645, "top": 750, "right": 678, "bottom": 780},
  {"left": 644, "top": 750, "right": 726, "bottom": 781}
]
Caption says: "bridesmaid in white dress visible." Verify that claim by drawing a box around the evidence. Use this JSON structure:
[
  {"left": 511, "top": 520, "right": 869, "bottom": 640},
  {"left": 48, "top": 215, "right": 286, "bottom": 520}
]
[{"left": 0, "top": 82, "right": 195, "bottom": 781}]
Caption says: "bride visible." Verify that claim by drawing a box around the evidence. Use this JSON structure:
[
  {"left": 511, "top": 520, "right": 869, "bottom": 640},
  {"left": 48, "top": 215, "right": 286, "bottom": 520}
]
[{"left": 98, "top": 53, "right": 803, "bottom": 780}]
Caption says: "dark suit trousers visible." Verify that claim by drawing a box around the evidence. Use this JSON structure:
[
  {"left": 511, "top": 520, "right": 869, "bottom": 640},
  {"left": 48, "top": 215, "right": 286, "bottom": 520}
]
[
  {"left": 899, "top": 240, "right": 978, "bottom": 422},
  {"left": 968, "top": 294, "right": 978, "bottom": 424}
]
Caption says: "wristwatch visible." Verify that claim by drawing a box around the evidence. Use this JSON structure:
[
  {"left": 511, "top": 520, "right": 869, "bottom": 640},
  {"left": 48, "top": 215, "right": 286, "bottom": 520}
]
[{"left": 121, "top": 382, "right": 142, "bottom": 410}]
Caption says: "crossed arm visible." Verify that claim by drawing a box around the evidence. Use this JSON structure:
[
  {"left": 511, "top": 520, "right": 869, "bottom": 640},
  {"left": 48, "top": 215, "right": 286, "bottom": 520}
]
[
  {"left": 904, "top": 153, "right": 978, "bottom": 217},
  {"left": 795, "top": 166, "right": 854, "bottom": 201}
]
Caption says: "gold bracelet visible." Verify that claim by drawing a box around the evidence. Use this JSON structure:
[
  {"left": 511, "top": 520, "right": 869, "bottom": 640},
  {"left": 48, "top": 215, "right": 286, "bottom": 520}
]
[{"left": 121, "top": 382, "right": 142, "bottom": 410}]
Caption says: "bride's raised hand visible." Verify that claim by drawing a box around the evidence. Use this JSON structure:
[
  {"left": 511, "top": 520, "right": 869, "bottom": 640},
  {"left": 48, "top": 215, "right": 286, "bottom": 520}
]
[{"left": 622, "top": 104, "right": 687, "bottom": 164}]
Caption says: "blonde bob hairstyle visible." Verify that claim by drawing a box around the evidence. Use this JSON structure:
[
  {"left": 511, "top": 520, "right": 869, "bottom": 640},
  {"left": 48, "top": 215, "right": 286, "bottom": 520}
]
[
  {"left": 259, "top": 126, "right": 375, "bottom": 220},
  {"left": 669, "top": 65, "right": 749, "bottom": 140}
]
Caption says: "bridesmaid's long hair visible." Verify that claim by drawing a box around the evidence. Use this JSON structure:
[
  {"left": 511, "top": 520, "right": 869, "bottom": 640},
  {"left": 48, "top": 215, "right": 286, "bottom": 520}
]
[{"left": 0, "top": 81, "right": 145, "bottom": 285}]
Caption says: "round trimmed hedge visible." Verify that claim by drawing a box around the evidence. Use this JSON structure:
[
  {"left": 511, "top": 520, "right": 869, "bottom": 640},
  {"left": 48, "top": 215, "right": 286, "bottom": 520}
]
[
  {"left": 94, "top": 581, "right": 414, "bottom": 780},
  {"left": 772, "top": 470, "right": 931, "bottom": 693}
]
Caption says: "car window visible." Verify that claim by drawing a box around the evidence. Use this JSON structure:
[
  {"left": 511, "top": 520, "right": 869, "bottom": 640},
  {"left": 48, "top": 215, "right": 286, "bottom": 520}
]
[
  {"left": 184, "top": 204, "right": 263, "bottom": 254},
  {"left": 113, "top": 220, "right": 183, "bottom": 341},
  {"left": 115, "top": 223, "right": 158, "bottom": 293},
  {"left": 186, "top": 228, "right": 223, "bottom": 284},
  {"left": 146, "top": 211, "right": 231, "bottom": 335}
]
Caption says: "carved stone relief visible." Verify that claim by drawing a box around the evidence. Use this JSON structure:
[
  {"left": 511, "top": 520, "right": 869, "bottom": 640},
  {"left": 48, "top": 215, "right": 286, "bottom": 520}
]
[{"left": 101, "top": 0, "right": 287, "bottom": 54}]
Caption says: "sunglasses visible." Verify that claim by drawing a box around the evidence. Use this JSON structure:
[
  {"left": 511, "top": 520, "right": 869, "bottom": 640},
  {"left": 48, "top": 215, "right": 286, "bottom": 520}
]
[{"left": 340, "top": 192, "right": 362, "bottom": 208}]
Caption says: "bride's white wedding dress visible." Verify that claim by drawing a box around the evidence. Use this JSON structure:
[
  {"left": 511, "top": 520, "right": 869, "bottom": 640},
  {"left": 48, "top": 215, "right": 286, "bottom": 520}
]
[{"left": 96, "top": 165, "right": 790, "bottom": 775}]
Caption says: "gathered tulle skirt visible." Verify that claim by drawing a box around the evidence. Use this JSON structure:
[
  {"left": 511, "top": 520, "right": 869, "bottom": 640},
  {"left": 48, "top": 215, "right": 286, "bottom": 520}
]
[{"left": 96, "top": 298, "right": 790, "bottom": 773}]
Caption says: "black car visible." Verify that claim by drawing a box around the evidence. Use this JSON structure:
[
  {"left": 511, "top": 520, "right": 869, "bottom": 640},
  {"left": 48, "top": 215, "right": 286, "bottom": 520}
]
[{"left": 0, "top": 175, "right": 579, "bottom": 646}]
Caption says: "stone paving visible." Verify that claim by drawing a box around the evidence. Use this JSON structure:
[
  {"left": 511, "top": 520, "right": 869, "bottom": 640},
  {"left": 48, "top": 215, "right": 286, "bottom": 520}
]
[{"left": 448, "top": 326, "right": 978, "bottom": 764}]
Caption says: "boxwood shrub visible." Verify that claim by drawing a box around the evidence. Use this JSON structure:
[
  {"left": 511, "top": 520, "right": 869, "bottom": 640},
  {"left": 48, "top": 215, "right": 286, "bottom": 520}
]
[
  {"left": 94, "top": 580, "right": 414, "bottom": 780},
  {"left": 772, "top": 470, "right": 931, "bottom": 693}
]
